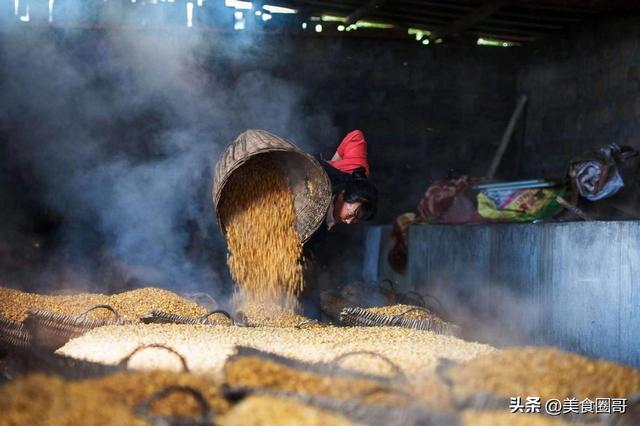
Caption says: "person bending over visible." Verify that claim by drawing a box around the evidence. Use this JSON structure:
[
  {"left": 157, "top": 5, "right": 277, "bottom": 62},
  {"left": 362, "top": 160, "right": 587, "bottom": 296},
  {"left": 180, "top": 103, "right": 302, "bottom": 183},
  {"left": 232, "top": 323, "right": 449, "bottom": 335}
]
[{"left": 318, "top": 129, "right": 378, "bottom": 230}]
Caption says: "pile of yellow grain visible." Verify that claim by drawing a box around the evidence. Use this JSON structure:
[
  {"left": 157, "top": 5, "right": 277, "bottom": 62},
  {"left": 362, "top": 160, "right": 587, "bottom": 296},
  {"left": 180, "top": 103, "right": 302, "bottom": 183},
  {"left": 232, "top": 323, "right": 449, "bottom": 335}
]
[
  {"left": 462, "top": 410, "right": 570, "bottom": 426},
  {"left": 0, "top": 286, "right": 207, "bottom": 322},
  {"left": 0, "top": 370, "right": 228, "bottom": 426},
  {"left": 218, "top": 157, "right": 303, "bottom": 310},
  {"left": 446, "top": 347, "right": 640, "bottom": 401},
  {"left": 225, "top": 355, "right": 390, "bottom": 403},
  {"left": 220, "top": 395, "right": 356, "bottom": 426},
  {"left": 236, "top": 301, "right": 315, "bottom": 327}
]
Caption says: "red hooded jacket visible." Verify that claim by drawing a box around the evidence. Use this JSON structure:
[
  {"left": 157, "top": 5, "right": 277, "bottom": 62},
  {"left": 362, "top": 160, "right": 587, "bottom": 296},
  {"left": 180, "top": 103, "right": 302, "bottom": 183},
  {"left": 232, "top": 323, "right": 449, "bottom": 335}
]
[{"left": 326, "top": 130, "right": 370, "bottom": 176}]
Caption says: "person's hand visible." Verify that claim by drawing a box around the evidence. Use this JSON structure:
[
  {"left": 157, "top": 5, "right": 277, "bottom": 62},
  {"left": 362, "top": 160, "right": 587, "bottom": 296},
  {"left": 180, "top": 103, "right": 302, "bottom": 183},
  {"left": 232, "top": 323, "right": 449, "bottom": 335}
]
[{"left": 330, "top": 150, "right": 342, "bottom": 161}]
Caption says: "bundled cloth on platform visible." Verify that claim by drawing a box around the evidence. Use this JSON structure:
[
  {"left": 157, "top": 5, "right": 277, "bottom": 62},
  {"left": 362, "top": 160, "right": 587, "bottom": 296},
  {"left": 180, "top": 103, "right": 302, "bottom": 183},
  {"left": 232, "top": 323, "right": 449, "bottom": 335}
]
[
  {"left": 477, "top": 187, "right": 566, "bottom": 222},
  {"left": 416, "top": 176, "right": 484, "bottom": 224},
  {"left": 389, "top": 177, "right": 483, "bottom": 274},
  {"left": 569, "top": 144, "right": 638, "bottom": 201}
]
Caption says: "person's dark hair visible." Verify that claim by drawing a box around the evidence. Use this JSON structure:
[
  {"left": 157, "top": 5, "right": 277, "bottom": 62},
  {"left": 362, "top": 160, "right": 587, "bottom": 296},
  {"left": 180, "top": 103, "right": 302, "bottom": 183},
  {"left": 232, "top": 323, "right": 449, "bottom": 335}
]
[{"left": 343, "top": 167, "right": 378, "bottom": 221}]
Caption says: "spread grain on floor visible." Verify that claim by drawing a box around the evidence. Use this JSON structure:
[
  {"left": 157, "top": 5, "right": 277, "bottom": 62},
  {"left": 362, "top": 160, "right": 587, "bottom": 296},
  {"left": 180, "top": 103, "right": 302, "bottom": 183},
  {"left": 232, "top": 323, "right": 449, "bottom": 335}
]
[
  {"left": 58, "top": 324, "right": 494, "bottom": 383},
  {"left": 0, "top": 286, "right": 207, "bottom": 322}
]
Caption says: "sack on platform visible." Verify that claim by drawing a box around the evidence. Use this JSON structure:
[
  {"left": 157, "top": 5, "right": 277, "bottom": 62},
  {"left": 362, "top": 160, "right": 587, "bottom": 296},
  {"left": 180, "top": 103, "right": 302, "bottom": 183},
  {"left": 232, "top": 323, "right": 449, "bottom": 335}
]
[{"left": 477, "top": 187, "right": 566, "bottom": 222}]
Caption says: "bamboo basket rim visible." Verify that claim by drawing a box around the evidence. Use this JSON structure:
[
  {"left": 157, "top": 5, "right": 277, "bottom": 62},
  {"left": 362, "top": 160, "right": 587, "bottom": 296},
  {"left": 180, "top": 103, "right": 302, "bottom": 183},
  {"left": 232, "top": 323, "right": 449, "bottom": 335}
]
[{"left": 212, "top": 129, "right": 332, "bottom": 244}]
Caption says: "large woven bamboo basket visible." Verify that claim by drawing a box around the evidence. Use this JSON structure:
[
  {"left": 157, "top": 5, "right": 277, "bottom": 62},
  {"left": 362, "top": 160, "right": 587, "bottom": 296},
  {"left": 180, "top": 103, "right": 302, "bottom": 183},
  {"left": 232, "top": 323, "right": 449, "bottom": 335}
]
[{"left": 212, "top": 129, "right": 332, "bottom": 244}]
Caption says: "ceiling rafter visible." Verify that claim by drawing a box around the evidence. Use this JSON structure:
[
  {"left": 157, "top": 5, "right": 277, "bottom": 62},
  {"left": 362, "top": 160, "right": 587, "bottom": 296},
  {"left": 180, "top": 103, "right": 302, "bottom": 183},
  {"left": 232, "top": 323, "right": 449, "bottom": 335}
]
[
  {"left": 236, "top": 0, "right": 631, "bottom": 45},
  {"left": 427, "top": 1, "right": 509, "bottom": 41},
  {"left": 345, "top": 0, "right": 390, "bottom": 25}
]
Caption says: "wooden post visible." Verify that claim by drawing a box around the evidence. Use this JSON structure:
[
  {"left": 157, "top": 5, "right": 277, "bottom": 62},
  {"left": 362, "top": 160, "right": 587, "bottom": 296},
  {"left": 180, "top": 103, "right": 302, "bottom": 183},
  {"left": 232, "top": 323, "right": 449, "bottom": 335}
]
[{"left": 487, "top": 95, "right": 528, "bottom": 179}]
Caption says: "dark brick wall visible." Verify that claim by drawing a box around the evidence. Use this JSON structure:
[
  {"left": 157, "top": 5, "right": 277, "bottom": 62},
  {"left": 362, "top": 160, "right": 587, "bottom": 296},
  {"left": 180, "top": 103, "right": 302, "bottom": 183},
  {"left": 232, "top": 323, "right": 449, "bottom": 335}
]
[{"left": 518, "top": 15, "right": 640, "bottom": 178}]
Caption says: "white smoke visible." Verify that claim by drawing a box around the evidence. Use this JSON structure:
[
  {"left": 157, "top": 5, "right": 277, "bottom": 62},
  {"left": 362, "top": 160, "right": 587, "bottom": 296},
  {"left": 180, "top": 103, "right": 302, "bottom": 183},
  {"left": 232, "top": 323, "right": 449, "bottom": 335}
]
[{"left": 0, "top": 3, "right": 338, "bottom": 295}]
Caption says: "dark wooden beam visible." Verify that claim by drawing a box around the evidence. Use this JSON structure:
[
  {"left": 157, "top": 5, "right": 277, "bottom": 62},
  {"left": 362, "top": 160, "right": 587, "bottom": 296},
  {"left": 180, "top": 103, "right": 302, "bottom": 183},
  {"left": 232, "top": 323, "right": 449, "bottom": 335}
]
[
  {"left": 363, "top": 11, "right": 541, "bottom": 38},
  {"left": 395, "top": 0, "right": 473, "bottom": 12},
  {"left": 471, "top": 31, "right": 537, "bottom": 43},
  {"left": 291, "top": 0, "right": 586, "bottom": 25},
  {"left": 370, "top": 7, "right": 563, "bottom": 31},
  {"left": 370, "top": 10, "right": 450, "bottom": 26},
  {"left": 475, "top": 24, "right": 543, "bottom": 37},
  {"left": 389, "top": 3, "right": 468, "bottom": 18},
  {"left": 345, "top": 0, "right": 390, "bottom": 25},
  {"left": 496, "top": 10, "right": 583, "bottom": 23},
  {"left": 391, "top": 2, "right": 583, "bottom": 24},
  {"left": 517, "top": 2, "right": 598, "bottom": 14},
  {"left": 285, "top": 0, "right": 357, "bottom": 12},
  {"left": 483, "top": 17, "right": 563, "bottom": 29},
  {"left": 428, "top": 1, "right": 510, "bottom": 41},
  {"left": 366, "top": 7, "right": 550, "bottom": 37}
]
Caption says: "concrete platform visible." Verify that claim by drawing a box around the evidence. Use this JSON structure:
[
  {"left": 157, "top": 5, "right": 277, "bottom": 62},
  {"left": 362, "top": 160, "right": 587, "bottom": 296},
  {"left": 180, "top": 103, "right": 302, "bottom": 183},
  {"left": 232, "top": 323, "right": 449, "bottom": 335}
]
[{"left": 364, "top": 221, "right": 640, "bottom": 367}]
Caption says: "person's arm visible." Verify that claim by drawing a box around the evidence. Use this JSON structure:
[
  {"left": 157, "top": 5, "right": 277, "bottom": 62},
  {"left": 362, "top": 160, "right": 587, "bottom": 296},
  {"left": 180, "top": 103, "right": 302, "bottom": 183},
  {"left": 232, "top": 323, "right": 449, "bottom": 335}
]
[{"left": 330, "top": 151, "right": 342, "bottom": 161}]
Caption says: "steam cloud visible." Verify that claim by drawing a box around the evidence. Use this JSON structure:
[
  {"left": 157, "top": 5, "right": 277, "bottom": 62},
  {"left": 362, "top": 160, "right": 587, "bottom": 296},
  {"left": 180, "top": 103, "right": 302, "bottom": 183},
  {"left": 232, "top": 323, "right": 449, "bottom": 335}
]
[{"left": 0, "top": 3, "right": 338, "bottom": 296}]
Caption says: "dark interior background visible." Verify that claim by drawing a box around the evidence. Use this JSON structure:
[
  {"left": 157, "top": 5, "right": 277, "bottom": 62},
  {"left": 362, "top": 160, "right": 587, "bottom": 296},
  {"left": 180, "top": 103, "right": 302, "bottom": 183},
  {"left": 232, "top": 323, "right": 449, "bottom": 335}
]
[{"left": 0, "top": 3, "right": 638, "bottom": 300}]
